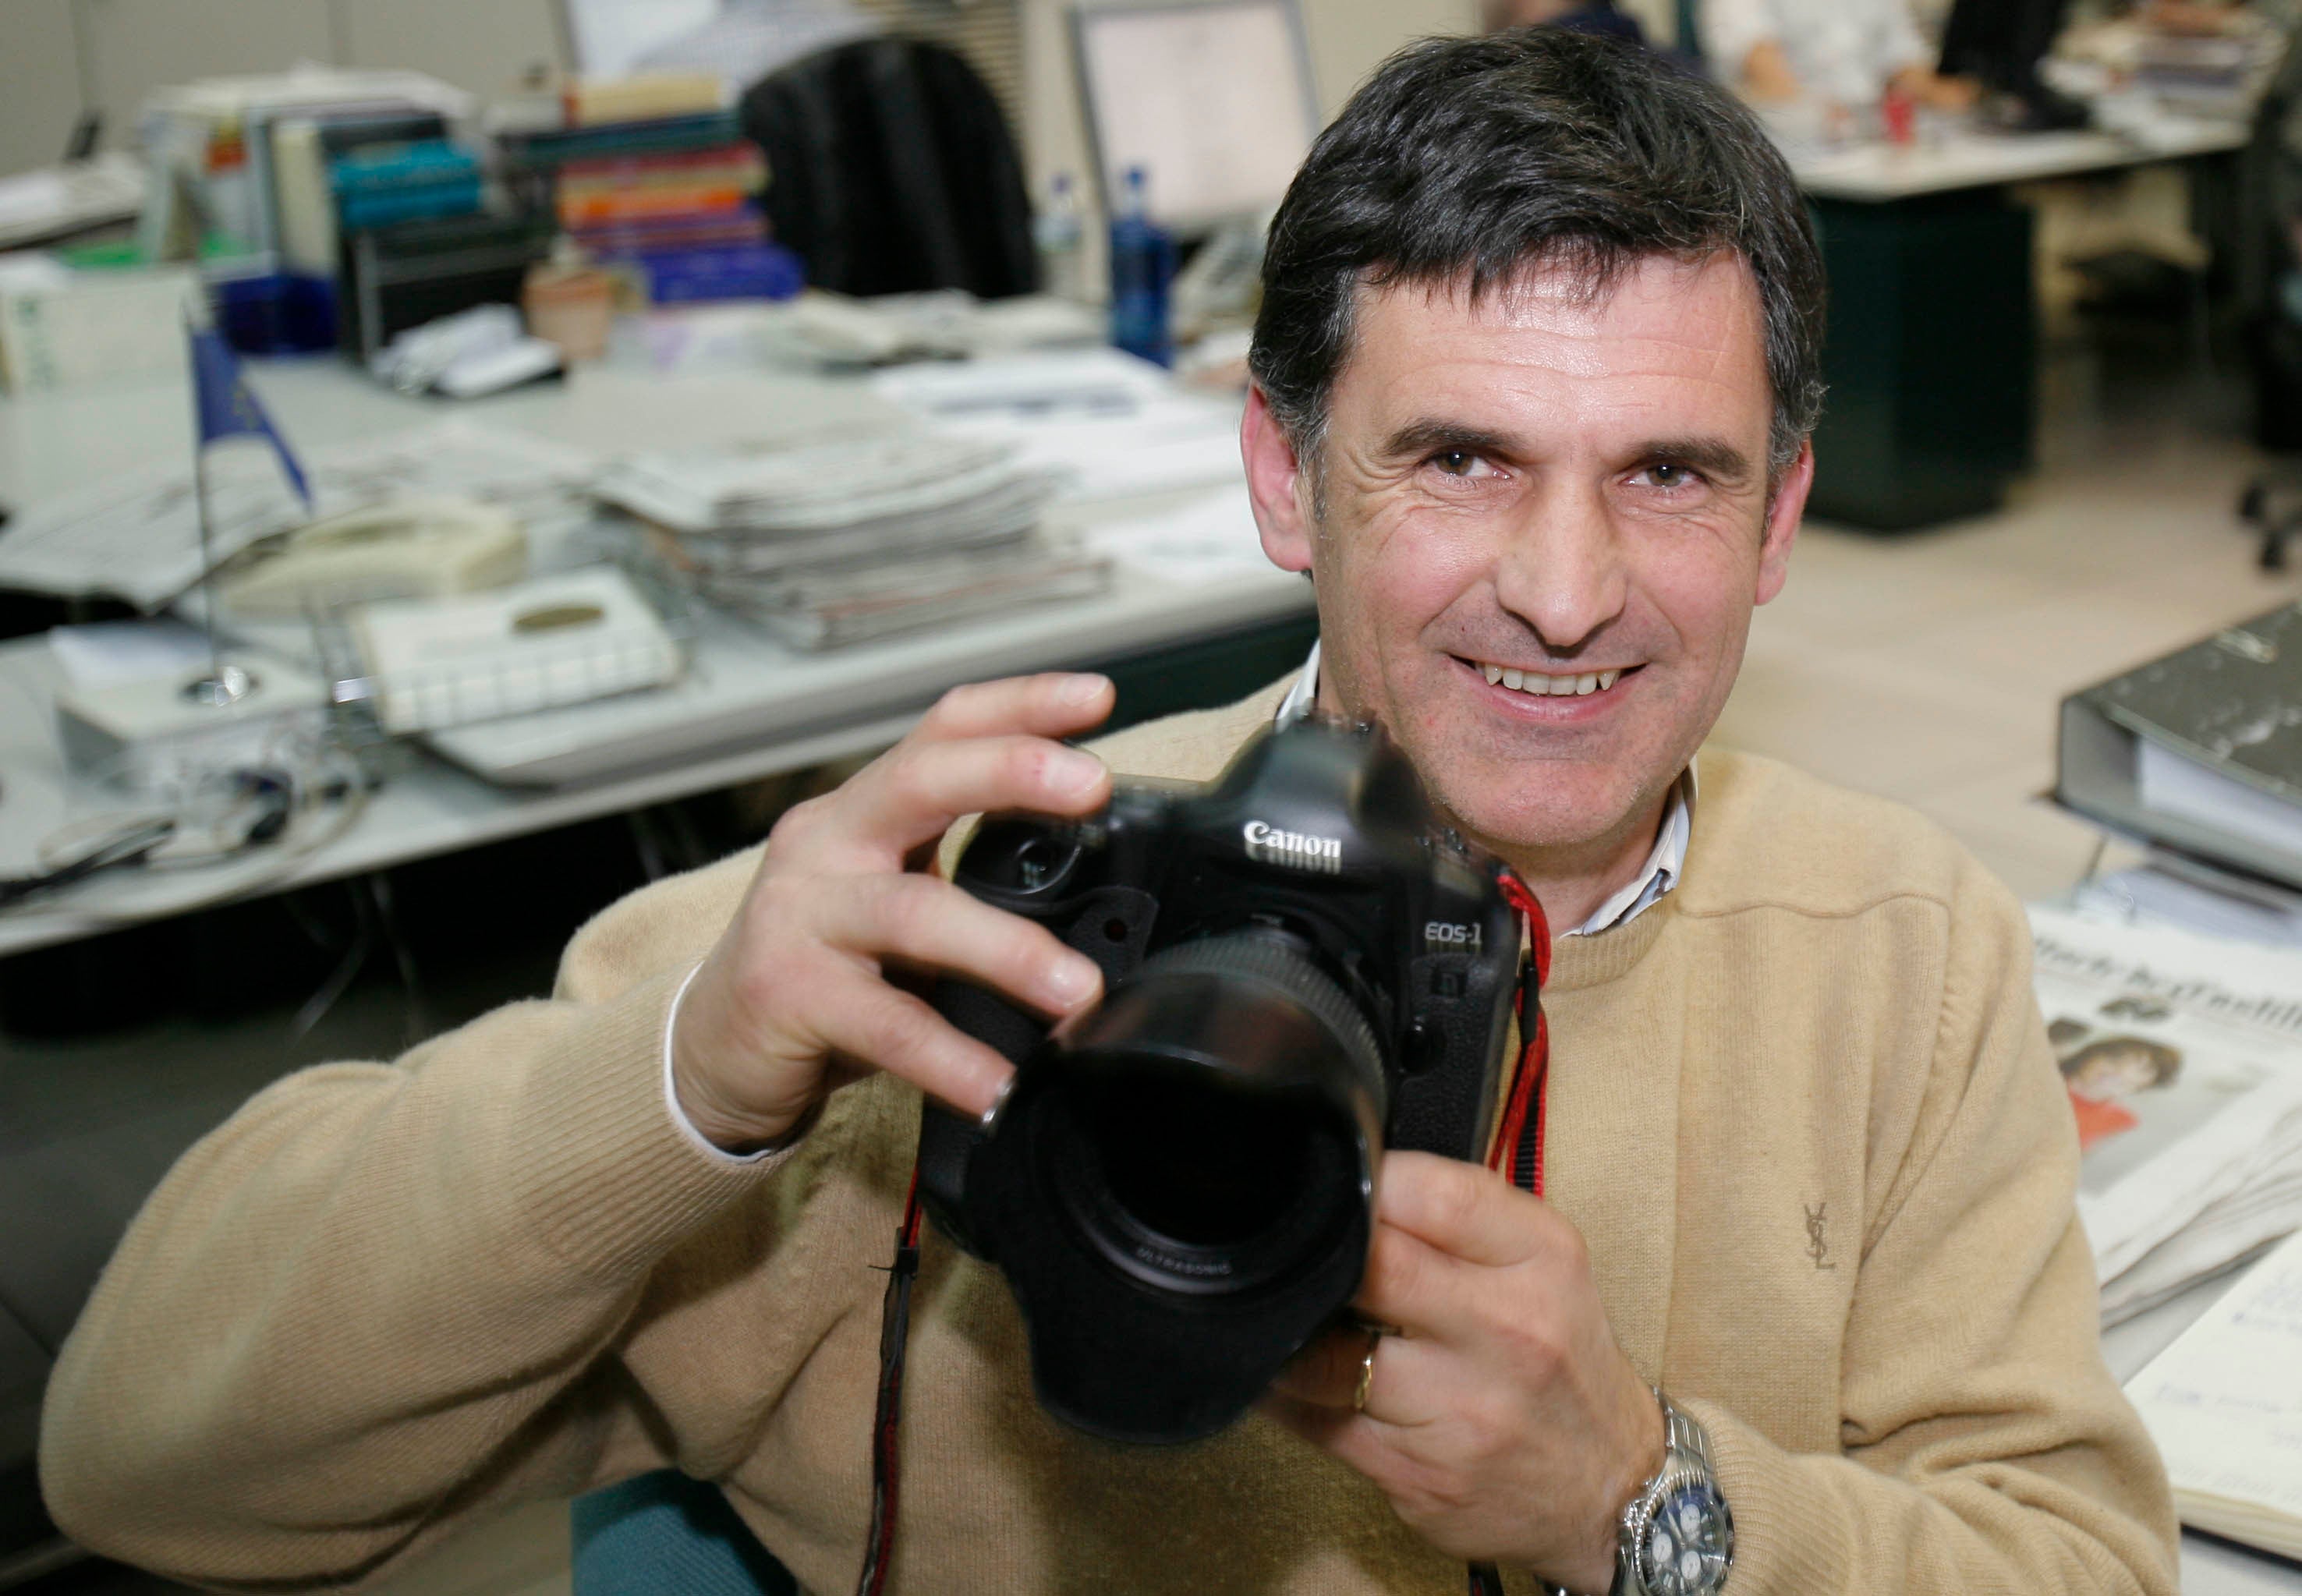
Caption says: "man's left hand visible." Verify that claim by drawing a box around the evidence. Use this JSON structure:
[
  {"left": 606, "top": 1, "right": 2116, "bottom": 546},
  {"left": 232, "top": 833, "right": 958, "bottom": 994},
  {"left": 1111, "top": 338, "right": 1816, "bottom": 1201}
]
[{"left": 1265, "top": 1152, "right": 1665, "bottom": 1594}]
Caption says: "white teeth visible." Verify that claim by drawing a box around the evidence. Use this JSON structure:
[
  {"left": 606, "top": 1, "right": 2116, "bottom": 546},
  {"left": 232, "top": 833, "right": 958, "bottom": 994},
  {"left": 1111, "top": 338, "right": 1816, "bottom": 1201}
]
[{"left": 1478, "top": 660, "right": 1629, "bottom": 697}]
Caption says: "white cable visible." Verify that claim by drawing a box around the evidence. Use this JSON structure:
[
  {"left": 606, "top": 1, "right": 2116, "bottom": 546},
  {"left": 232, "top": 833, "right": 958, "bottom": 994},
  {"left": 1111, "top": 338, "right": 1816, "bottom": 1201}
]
[{"left": 9, "top": 738, "right": 374, "bottom": 927}]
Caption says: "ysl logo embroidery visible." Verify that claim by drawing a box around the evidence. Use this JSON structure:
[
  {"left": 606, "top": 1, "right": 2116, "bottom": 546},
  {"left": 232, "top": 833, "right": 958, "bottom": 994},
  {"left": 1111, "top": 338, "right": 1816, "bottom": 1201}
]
[{"left": 1804, "top": 1201, "right": 1836, "bottom": 1271}]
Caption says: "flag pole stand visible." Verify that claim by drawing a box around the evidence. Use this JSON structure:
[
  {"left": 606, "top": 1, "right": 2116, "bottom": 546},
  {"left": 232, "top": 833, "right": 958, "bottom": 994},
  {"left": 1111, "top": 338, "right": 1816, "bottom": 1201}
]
[{"left": 179, "top": 430, "right": 257, "bottom": 709}]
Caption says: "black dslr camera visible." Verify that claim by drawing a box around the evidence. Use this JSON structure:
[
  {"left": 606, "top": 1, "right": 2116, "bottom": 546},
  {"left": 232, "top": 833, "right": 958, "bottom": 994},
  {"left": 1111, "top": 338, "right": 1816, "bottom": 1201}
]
[{"left": 921, "top": 715, "right": 1524, "bottom": 1444}]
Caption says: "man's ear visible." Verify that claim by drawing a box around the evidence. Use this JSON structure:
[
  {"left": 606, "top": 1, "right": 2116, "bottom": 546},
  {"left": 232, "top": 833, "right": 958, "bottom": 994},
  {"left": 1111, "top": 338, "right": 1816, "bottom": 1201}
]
[
  {"left": 1242, "top": 386, "right": 1315, "bottom": 574},
  {"left": 1755, "top": 438, "right": 1812, "bottom": 607}
]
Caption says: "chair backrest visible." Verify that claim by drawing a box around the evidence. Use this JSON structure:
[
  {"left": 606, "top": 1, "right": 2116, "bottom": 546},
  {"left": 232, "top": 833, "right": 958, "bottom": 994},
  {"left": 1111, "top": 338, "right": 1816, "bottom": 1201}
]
[
  {"left": 740, "top": 37, "right": 1039, "bottom": 299},
  {"left": 570, "top": 1470, "right": 799, "bottom": 1596}
]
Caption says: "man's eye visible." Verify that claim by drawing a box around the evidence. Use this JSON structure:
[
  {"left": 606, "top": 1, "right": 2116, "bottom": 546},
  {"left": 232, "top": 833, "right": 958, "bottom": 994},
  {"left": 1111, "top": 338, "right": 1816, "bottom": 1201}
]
[
  {"left": 1636, "top": 462, "right": 1703, "bottom": 491},
  {"left": 1431, "top": 450, "right": 1495, "bottom": 479}
]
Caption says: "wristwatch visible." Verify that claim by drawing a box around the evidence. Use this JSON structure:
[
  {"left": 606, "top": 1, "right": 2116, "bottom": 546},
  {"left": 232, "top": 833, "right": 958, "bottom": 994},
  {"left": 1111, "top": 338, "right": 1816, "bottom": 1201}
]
[{"left": 1612, "top": 1390, "right": 1733, "bottom": 1596}]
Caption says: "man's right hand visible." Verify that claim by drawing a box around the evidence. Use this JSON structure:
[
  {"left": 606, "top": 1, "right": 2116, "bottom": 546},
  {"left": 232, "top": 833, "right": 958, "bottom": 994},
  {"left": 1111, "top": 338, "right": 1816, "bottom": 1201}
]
[{"left": 669, "top": 673, "right": 1117, "bottom": 1154}]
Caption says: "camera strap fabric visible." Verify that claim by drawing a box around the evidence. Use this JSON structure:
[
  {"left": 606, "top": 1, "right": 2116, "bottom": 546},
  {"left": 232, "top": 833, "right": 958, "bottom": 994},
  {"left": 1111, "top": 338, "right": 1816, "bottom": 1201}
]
[
  {"left": 857, "top": 1169, "right": 926, "bottom": 1596},
  {"left": 1490, "top": 870, "right": 1554, "bottom": 1198}
]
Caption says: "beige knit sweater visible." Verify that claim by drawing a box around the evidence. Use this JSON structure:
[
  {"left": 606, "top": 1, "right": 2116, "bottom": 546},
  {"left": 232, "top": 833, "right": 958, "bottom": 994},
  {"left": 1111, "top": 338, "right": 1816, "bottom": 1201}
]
[{"left": 41, "top": 678, "right": 2179, "bottom": 1595}]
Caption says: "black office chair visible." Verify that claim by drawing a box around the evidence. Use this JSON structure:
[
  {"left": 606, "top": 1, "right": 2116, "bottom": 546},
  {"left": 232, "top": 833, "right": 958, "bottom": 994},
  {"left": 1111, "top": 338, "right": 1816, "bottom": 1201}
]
[{"left": 738, "top": 37, "right": 1038, "bottom": 301}]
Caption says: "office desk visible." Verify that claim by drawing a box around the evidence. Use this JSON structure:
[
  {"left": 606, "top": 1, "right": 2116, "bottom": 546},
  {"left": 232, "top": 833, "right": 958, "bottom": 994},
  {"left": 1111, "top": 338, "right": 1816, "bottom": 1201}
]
[
  {"left": 1790, "top": 120, "right": 2250, "bottom": 203},
  {"left": 0, "top": 359, "right": 1315, "bottom": 961},
  {"left": 1785, "top": 120, "right": 2251, "bottom": 531}
]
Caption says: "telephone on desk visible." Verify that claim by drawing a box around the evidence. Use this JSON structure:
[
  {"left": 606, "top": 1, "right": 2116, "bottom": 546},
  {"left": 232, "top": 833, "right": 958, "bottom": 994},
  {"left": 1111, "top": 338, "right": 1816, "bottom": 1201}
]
[{"left": 220, "top": 497, "right": 527, "bottom": 617}]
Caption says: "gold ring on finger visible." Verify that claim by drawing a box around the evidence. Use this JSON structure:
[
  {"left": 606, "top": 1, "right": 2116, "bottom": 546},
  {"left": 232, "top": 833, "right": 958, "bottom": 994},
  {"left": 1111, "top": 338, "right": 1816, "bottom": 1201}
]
[{"left": 1352, "top": 1329, "right": 1381, "bottom": 1414}]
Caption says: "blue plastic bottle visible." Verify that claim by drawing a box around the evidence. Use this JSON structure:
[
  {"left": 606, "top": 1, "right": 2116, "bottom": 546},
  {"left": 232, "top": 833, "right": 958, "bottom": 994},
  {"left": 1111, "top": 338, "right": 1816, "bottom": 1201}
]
[{"left": 1108, "top": 165, "right": 1174, "bottom": 366}]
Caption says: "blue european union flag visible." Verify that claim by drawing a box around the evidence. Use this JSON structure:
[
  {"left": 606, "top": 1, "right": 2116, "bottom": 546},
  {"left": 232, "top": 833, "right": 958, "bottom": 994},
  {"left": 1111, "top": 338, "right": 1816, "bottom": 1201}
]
[{"left": 189, "top": 326, "right": 311, "bottom": 505}]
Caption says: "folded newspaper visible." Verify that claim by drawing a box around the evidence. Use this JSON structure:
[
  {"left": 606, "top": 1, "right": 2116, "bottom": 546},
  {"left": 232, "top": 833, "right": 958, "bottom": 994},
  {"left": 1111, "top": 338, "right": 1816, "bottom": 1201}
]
[{"left": 2028, "top": 904, "right": 2302, "bottom": 1323}]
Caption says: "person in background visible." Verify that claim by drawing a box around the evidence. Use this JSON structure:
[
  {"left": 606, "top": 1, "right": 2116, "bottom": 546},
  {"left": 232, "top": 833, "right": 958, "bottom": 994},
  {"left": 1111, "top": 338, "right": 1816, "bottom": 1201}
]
[
  {"left": 1482, "top": 0, "right": 1648, "bottom": 43},
  {"left": 1702, "top": 0, "right": 1979, "bottom": 112}
]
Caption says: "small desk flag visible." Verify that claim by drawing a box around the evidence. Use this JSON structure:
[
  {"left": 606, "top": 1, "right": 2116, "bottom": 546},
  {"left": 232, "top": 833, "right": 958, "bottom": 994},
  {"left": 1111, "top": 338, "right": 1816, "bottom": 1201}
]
[{"left": 189, "top": 326, "right": 311, "bottom": 505}]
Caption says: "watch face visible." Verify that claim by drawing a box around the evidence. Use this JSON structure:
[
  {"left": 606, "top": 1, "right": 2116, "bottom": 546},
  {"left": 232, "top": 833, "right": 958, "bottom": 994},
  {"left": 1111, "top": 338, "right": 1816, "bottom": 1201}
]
[{"left": 1634, "top": 1478, "right": 1733, "bottom": 1596}]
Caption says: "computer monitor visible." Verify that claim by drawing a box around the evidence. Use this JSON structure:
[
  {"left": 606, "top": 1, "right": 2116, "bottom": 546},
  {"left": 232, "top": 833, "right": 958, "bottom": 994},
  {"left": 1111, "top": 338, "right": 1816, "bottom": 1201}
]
[
  {"left": 561, "top": 0, "right": 719, "bottom": 77},
  {"left": 1938, "top": 0, "right": 2084, "bottom": 127},
  {"left": 1070, "top": 0, "right": 1322, "bottom": 235}
]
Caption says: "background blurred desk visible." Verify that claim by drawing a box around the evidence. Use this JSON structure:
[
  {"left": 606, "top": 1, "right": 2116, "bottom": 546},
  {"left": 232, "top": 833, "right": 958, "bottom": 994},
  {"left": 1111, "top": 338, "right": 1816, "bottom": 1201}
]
[
  {"left": 1791, "top": 121, "right": 2249, "bottom": 203},
  {"left": 0, "top": 359, "right": 1316, "bottom": 960},
  {"left": 1786, "top": 121, "right": 2251, "bottom": 532}
]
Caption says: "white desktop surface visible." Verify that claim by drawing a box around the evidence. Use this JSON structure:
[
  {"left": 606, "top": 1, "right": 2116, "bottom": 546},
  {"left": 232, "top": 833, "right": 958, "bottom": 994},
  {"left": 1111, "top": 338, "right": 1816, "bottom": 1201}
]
[
  {"left": 0, "top": 357, "right": 1311, "bottom": 958},
  {"left": 1790, "top": 118, "right": 2249, "bottom": 202}
]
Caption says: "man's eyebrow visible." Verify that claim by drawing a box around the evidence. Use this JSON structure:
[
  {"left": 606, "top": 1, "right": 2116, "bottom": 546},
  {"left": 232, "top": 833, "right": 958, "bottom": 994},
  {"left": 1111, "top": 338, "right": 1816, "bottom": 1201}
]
[
  {"left": 1632, "top": 437, "right": 1755, "bottom": 484},
  {"left": 1377, "top": 419, "right": 1523, "bottom": 462},
  {"left": 1376, "top": 423, "right": 1758, "bottom": 486}
]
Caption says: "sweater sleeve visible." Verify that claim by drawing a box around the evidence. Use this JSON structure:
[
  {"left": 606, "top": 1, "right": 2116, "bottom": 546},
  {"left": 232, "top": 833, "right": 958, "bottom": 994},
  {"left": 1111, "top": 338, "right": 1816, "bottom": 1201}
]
[
  {"left": 38, "top": 848, "right": 788, "bottom": 1592},
  {"left": 1682, "top": 861, "right": 2180, "bottom": 1594}
]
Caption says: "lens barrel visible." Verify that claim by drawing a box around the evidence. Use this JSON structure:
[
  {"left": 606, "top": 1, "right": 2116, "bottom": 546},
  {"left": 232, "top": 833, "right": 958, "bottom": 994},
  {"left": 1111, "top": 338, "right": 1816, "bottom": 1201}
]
[{"left": 963, "top": 931, "right": 1390, "bottom": 1442}]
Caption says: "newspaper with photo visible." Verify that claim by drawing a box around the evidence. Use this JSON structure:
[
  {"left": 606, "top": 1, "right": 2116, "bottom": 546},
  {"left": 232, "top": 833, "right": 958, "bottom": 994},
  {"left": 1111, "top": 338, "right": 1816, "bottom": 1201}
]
[{"left": 2027, "top": 904, "right": 2302, "bottom": 1323}]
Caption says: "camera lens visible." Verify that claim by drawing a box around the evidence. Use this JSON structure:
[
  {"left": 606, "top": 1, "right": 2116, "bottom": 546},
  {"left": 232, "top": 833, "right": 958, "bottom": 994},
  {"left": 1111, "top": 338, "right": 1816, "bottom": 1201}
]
[
  {"left": 1003, "top": 931, "right": 1385, "bottom": 1298},
  {"left": 1089, "top": 1073, "right": 1307, "bottom": 1247},
  {"left": 1037, "top": 1065, "right": 1353, "bottom": 1296}
]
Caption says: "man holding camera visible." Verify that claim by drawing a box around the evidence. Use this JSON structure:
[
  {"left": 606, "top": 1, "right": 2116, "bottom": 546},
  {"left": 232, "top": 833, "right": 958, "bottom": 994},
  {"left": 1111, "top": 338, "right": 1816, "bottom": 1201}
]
[{"left": 43, "top": 29, "right": 2175, "bottom": 1596}]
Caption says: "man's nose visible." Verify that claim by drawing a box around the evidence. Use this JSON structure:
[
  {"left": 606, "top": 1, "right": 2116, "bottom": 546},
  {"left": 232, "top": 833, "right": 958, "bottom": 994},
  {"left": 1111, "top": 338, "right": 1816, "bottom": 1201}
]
[{"left": 1490, "top": 482, "right": 1630, "bottom": 652}]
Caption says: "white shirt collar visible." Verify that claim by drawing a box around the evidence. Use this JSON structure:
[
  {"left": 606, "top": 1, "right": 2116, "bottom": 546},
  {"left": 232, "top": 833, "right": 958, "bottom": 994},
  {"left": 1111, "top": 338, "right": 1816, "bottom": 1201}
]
[{"left": 1274, "top": 640, "right": 1694, "bottom": 937}]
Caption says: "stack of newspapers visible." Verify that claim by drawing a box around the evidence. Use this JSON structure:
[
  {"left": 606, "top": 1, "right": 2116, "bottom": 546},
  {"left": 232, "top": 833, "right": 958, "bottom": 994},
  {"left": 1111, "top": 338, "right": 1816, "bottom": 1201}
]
[
  {"left": 592, "top": 433, "right": 1108, "bottom": 649},
  {"left": 2028, "top": 904, "right": 2302, "bottom": 1323}
]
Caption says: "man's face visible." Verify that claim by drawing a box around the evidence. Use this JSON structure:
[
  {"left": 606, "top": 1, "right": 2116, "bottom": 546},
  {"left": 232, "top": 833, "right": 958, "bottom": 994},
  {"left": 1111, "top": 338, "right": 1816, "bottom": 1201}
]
[{"left": 1245, "top": 254, "right": 1808, "bottom": 868}]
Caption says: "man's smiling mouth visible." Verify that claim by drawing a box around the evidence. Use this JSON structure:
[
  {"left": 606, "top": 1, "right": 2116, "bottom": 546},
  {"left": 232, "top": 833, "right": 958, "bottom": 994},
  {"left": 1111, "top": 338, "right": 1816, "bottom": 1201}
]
[{"left": 1461, "top": 657, "right": 1634, "bottom": 698}]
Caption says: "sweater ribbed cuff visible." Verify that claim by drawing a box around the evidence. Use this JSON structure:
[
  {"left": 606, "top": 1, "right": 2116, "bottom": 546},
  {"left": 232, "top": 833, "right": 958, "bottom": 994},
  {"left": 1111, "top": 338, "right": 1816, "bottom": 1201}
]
[
  {"left": 1675, "top": 1396, "right": 1847, "bottom": 1595},
  {"left": 509, "top": 967, "right": 800, "bottom": 1280}
]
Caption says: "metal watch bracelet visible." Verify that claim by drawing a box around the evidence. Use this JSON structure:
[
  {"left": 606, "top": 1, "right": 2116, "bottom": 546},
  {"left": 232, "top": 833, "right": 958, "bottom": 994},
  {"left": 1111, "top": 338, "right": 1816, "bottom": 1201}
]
[
  {"left": 1534, "top": 1390, "right": 1725, "bottom": 1596},
  {"left": 1613, "top": 1389, "right": 1732, "bottom": 1596}
]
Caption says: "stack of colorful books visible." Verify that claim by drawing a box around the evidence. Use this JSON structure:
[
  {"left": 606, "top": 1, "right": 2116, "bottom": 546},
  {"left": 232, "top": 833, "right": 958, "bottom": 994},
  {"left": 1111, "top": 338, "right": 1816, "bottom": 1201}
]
[{"left": 499, "top": 91, "right": 802, "bottom": 305}]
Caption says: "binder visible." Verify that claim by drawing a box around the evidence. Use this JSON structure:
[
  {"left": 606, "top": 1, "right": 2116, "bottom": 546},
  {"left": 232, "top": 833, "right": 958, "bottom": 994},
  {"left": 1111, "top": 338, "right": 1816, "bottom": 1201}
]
[{"left": 2057, "top": 599, "right": 2302, "bottom": 887}]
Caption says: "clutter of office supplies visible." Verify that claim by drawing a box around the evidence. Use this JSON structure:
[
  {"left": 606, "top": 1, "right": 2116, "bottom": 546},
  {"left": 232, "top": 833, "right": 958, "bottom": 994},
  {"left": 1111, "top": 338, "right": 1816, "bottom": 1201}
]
[{"left": 0, "top": 37, "right": 1305, "bottom": 913}]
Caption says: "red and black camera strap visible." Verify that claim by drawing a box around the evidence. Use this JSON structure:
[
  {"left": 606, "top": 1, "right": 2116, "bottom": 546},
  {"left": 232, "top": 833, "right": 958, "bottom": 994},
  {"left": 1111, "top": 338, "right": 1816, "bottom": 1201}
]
[
  {"left": 858, "top": 1170, "right": 925, "bottom": 1596},
  {"left": 1492, "top": 867, "right": 1554, "bottom": 1198},
  {"left": 1467, "top": 869, "right": 1554, "bottom": 1596}
]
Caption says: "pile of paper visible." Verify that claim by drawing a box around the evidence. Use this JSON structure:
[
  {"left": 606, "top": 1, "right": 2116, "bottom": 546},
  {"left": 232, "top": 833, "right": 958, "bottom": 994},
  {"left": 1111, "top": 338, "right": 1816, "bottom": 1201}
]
[
  {"left": 759, "top": 291, "right": 1104, "bottom": 369},
  {"left": 593, "top": 432, "right": 1108, "bottom": 649},
  {"left": 872, "top": 349, "right": 1246, "bottom": 504},
  {"left": 2028, "top": 905, "right": 2302, "bottom": 1324},
  {"left": 2123, "top": 1227, "right": 2302, "bottom": 1560}
]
